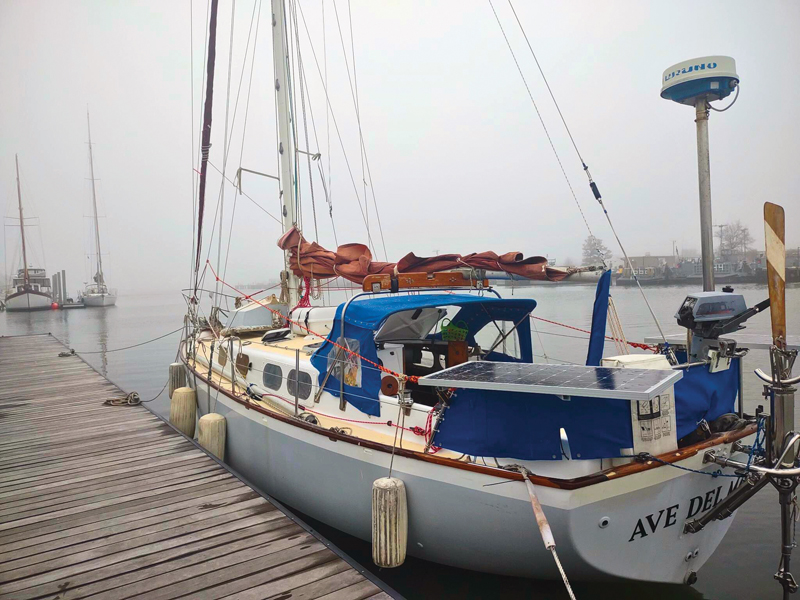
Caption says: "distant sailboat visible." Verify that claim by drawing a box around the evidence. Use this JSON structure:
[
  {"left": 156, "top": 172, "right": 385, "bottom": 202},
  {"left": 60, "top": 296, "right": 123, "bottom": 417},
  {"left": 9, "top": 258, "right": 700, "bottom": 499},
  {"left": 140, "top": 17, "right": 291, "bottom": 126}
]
[
  {"left": 82, "top": 110, "right": 116, "bottom": 308},
  {"left": 4, "top": 155, "right": 54, "bottom": 312}
]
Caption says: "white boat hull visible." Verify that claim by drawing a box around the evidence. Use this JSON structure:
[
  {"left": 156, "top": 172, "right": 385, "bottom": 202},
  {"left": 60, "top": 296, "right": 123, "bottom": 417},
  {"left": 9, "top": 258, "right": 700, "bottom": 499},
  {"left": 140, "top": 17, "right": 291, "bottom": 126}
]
[
  {"left": 4, "top": 290, "right": 52, "bottom": 312},
  {"left": 188, "top": 370, "right": 749, "bottom": 583},
  {"left": 83, "top": 293, "right": 117, "bottom": 307}
]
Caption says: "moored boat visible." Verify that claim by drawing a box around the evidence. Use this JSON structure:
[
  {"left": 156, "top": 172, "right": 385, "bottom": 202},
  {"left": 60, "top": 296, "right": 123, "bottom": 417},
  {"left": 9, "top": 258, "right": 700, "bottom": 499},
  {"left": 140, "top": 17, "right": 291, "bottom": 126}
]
[
  {"left": 172, "top": 2, "right": 776, "bottom": 586},
  {"left": 82, "top": 110, "right": 117, "bottom": 308},
  {"left": 4, "top": 155, "right": 53, "bottom": 312}
]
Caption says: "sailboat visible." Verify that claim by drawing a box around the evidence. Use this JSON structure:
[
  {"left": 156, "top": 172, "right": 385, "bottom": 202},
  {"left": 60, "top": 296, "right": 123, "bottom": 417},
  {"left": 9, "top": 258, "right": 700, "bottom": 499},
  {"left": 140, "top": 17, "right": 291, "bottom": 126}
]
[
  {"left": 82, "top": 110, "right": 117, "bottom": 307},
  {"left": 4, "top": 155, "right": 54, "bottom": 312},
  {"left": 172, "top": 0, "right": 791, "bottom": 588}
]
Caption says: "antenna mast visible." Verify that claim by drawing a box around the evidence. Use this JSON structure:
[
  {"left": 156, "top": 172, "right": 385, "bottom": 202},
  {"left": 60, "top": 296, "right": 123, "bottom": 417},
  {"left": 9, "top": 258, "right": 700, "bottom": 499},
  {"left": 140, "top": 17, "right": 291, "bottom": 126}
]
[
  {"left": 14, "top": 155, "right": 29, "bottom": 286},
  {"left": 87, "top": 110, "right": 104, "bottom": 286},
  {"left": 272, "top": 0, "right": 300, "bottom": 307}
]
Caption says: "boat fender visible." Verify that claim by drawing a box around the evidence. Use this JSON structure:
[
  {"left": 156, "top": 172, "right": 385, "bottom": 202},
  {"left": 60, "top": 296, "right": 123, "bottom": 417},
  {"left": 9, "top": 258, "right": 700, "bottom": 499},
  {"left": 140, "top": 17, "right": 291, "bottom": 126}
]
[
  {"left": 169, "top": 387, "right": 197, "bottom": 438},
  {"left": 198, "top": 413, "right": 226, "bottom": 460},
  {"left": 372, "top": 477, "right": 407, "bottom": 568},
  {"left": 169, "top": 363, "right": 186, "bottom": 399}
]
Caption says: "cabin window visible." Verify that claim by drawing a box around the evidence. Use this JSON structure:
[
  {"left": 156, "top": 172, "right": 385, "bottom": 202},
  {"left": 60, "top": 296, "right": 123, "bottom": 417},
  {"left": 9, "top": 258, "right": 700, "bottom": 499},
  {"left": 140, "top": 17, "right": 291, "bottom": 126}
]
[
  {"left": 287, "top": 370, "right": 312, "bottom": 400},
  {"left": 327, "top": 337, "right": 361, "bottom": 387},
  {"left": 474, "top": 320, "right": 521, "bottom": 359},
  {"left": 262, "top": 363, "right": 282, "bottom": 390}
]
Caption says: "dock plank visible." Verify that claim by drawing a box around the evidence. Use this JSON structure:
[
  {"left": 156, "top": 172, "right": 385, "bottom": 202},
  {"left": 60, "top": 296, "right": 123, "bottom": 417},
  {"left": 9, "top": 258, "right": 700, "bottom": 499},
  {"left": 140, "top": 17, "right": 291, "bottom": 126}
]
[{"left": 0, "top": 334, "right": 393, "bottom": 600}]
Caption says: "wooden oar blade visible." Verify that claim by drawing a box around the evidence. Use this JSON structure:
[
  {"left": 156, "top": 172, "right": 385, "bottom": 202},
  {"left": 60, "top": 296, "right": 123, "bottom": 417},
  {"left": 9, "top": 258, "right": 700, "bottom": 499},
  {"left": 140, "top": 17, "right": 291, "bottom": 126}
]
[{"left": 764, "top": 202, "right": 786, "bottom": 347}]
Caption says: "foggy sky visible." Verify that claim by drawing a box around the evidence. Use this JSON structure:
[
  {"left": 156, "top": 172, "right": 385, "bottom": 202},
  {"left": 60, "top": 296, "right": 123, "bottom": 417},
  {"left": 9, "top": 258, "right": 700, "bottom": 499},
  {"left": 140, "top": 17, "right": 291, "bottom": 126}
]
[{"left": 1, "top": 0, "right": 798, "bottom": 294}]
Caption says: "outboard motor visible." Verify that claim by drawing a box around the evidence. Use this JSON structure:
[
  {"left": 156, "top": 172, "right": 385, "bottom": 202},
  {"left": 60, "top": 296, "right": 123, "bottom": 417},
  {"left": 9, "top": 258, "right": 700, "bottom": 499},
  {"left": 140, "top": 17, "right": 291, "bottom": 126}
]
[{"left": 675, "top": 289, "right": 769, "bottom": 366}]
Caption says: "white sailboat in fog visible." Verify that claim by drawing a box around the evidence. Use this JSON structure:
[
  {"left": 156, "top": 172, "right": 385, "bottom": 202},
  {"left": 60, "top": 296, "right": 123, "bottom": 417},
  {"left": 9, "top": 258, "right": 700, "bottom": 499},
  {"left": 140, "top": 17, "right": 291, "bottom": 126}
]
[
  {"left": 82, "top": 110, "right": 116, "bottom": 308},
  {"left": 4, "top": 155, "right": 54, "bottom": 312}
]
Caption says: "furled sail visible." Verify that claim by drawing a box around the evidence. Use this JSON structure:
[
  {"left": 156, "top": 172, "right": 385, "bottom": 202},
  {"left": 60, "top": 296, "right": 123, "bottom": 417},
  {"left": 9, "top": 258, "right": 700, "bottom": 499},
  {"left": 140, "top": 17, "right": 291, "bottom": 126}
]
[{"left": 277, "top": 226, "right": 569, "bottom": 283}]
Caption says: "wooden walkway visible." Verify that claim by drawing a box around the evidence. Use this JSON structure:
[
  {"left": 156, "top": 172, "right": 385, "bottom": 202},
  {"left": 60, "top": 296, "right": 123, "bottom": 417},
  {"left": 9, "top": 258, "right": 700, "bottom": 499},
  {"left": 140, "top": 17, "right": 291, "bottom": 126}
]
[{"left": 0, "top": 334, "right": 395, "bottom": 600}]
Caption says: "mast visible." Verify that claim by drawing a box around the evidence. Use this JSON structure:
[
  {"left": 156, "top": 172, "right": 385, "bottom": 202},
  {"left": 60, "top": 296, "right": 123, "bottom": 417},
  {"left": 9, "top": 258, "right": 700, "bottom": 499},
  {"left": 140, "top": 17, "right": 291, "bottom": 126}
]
[
  {"left": 272, "top": 0, "right": 300, "bottom": 307},
  {"left": 14, "top": 155, "right": 29, "bottom": 286},
  {"left": 87, "top": 110, "right": 104, "bottom": 287}
]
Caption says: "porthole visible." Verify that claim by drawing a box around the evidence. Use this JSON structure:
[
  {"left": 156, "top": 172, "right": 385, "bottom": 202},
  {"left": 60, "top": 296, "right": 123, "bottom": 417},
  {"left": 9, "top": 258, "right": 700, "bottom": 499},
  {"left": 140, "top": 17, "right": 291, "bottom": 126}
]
[
  {"left": 288, "top": 369, "right": 312, "bottom": 400},
  {"left": 262, "top": 363, "right": 282, "bottom": 390}
]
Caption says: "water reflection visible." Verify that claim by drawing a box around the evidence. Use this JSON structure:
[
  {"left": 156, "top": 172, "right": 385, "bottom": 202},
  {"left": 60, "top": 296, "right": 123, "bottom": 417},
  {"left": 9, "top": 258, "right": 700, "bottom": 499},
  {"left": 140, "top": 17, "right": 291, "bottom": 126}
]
[{"left": 94, "top": 307, "right": 109, "bottom": 377}]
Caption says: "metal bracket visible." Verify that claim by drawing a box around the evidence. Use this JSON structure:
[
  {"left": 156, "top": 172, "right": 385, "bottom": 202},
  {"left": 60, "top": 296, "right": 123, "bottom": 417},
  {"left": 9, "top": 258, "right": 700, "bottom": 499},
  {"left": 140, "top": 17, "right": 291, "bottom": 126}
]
[{"left": 234, "top": 167, "right": 280, "bottom": 195}]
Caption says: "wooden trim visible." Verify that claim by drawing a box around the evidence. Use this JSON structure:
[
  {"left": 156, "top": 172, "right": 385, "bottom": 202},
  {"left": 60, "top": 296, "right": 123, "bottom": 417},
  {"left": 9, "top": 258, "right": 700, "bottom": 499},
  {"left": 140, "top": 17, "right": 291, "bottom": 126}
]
[{"left": 183, "top": 345, "right": 756, "bottom": 491}]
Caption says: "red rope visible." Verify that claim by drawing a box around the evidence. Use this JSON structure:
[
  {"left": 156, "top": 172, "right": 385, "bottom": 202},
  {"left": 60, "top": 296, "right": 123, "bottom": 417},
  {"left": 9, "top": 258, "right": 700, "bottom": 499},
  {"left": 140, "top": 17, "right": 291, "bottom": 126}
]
[
  {"left": 531, "top": 315, "right": 658, "bottom": 352},
  {"left": 292, "top": 276, "right": 313, "bottom": 311},
  {"left": 207, "top": 261, "right": 420, "bottom": 383}
]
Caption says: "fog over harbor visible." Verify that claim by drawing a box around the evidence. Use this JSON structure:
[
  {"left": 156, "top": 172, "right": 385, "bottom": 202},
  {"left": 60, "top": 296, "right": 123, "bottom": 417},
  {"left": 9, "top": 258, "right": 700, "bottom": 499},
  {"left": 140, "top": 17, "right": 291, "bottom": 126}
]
[{"left": 1, "top": 0, "right": 798, "bottom": 294}]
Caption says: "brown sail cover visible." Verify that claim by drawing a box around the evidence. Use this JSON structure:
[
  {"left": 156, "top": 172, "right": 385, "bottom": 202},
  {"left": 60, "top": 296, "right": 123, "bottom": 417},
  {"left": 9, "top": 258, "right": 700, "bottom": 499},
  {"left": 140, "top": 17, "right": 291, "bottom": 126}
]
[{"left": 277, "top": 227, "right": 569, "bottom": 283}]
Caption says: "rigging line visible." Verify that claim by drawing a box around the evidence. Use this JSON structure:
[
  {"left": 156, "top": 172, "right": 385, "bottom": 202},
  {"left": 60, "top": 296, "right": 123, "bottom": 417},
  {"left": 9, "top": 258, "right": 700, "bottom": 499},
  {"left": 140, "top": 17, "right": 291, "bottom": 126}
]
[
  {"left": 487, "top": 0, "right": 595, "bottom": 240},
  {"left": 530, "top": 314, "right": 550, "bottom": 364},
  {"left": 207, "top": 161, "right": 282, "bottom": 225},
  {"left": 71, "top": 327, "right": 184, "bottom": 355},
  {"left": 193, "top": 0, "right": 220, "bottom": 293},
  {"left": 295, "top": 0, "right": 377, "bottom": 256},
  {"left": 205, "top": 0, "right": 262, "bottom": 287},
  {"left": 223, "top": 0, "right": 263, "bottom": 286},
  {"left": 506, "top": 0, "right": 584, "bottom": 166},
  {"left": 286, "top": 0, "right": 302, "bottom": 231},
  {"left": 332, "top": 0, "right": 388, "bottom": 262},
  {"left": 215, "top": 0, "right": 237, "bottom": 310},
  {"left": 332, "top": 1, "right": 367, "bottom": 235},
  {"left": 193, "top": 0, "right": 213, "bottom": 281},
  {"left": 295, "top": 46, "right": 339, "bottom": 247},
  {"left": 345, "top": 0, "right": 387, "bottom": 263},
  {"left": 189, "top": 0, "right": 197, "bottom": 291},
  {"left": 323, "top": 0, "right": 332, "bottom": 242},
  {"left": 504, "top": 1, "right": 667, "bottom": 344},
  {"left": 348, "top": 0, "right": 388, "bottom": 262},
  {"left": 290, "top": 0, "right": 319, "bottom": 242}
]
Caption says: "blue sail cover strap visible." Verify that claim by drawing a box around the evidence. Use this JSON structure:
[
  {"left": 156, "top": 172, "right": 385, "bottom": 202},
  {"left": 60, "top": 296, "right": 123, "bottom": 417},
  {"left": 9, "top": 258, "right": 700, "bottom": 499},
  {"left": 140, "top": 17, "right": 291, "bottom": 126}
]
[
  {"left": 586, "top": 270, "right": 611, "bottom": 366},
  {"left": 310, "top": 294, "right": 536, "bottom": 416}
]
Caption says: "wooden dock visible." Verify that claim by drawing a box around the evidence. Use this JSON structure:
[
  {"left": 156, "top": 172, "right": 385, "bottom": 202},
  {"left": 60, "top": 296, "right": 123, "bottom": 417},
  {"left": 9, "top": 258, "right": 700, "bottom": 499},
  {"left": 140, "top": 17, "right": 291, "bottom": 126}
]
[{"left": 0, "top": 334, "right": 395, "bottom": 600}]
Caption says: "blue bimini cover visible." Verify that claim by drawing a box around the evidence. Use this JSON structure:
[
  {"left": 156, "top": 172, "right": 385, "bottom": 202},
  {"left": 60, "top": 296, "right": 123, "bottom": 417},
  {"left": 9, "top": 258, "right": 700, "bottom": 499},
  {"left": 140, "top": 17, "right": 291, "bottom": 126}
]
[
  {"left": 435, "top": 388, "right": 633, "bottom": 460},
  {"left": 674, "top": 357, "right": 740, "bottom": 439},
  {"left": 310, "top": 294, "right": 536, "bottom": 416}
]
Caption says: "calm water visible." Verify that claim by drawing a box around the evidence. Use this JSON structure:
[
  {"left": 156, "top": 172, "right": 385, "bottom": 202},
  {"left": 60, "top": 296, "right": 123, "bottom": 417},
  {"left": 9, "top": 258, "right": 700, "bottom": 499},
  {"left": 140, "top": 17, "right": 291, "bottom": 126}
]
[{"left": 2, "top": 284, "right": 798, "bottom": 599}]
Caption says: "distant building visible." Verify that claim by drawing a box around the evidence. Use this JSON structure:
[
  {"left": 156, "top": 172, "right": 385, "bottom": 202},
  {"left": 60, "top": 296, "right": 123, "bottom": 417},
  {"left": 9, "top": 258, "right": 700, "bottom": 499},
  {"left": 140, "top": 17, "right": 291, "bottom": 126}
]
[{"left": 621, "top": 255, "right": 681, "bottom": 278}]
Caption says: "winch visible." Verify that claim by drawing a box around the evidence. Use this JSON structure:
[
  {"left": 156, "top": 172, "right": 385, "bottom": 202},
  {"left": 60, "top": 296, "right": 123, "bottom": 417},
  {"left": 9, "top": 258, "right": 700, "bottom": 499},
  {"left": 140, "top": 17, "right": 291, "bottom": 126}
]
[{"left": 675, "top": 289, "right": 770, "bottom": 365}]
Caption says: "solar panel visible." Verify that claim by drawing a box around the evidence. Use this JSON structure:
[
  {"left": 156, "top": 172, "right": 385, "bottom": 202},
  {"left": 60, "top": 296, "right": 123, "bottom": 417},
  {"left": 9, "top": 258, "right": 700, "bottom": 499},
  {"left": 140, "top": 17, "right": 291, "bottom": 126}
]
[
  {"left": 418, "top": 361, "right": 682, "bottom": 401},
  {"left": 644, "top": 332, "right": 800, "bottom": 350}
]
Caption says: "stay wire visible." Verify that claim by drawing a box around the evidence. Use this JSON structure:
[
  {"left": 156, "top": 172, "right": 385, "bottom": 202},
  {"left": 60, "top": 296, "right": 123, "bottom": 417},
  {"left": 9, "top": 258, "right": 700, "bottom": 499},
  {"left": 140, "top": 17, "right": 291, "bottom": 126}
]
[
  {"left": 488, "top": 0, "right": 594, "bottom": 241},
  {"left": 500, "top": 0, "right": 669, "bottom": 345},
  {"left": 506, "top": 0, "right": 584, "bottom": 166},
  {"left": 332, "top": 0, "right": 389, "bottom": 261},
  {"left": 222, "top": 0, "right": 263, "bottom": 287},
  {"left": 290, "top": 0, "right": 319, "bottom": 242},
  {"left": 295, "top": 1, "right": 377, "bottom": 256}
]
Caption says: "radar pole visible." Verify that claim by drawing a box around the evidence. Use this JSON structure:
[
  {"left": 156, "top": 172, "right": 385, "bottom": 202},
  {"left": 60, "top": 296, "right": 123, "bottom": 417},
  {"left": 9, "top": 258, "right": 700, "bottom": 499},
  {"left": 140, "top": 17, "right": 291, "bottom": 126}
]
[
  {"left": 661, "top": 56, "right": 740, "bottom": 292},
  {"left": 695, "top": 97, "right": 714, "bottom": 291}
]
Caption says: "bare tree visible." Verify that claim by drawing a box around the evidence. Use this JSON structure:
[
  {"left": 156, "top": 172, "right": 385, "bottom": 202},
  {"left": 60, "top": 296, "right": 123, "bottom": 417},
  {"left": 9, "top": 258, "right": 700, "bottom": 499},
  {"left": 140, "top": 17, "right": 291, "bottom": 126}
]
[
  {"left": 719, "top": 221, "right": 754, "bottom": 257},
  {"left": 581, "top": 235, "right": 612, "bottom": 266}
]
